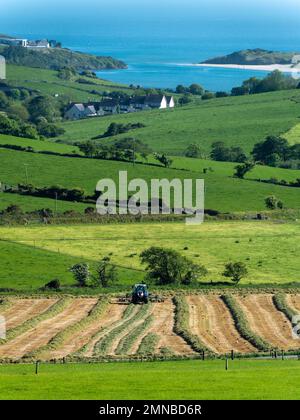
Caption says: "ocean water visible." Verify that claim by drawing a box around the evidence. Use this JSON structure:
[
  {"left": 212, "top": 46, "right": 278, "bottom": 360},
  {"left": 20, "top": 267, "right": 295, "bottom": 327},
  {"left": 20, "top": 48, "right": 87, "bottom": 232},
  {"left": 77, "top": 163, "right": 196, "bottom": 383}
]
[{"left": 1, "top": 0, "right": 300, "bottom": 91}]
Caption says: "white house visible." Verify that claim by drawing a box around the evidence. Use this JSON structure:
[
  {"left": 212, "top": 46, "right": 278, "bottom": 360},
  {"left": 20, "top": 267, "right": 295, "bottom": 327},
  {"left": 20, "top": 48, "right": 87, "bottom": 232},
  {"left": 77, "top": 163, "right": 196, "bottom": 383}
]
[
  {"left": 166, "top": 95, "right": 175, "bottom": 108},
  {"left": 64, "top": 103, "right": 86, "bottom": 120},
  {"left": 0, "top": 36, "right": 28, "bottom": 47}
]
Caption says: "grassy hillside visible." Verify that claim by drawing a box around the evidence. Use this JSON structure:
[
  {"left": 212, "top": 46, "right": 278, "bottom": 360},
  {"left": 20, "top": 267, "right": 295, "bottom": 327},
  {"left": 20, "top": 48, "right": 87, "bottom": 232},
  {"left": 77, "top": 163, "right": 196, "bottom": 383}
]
[
  {"left": 1, "top": 148, "right": 300, "bottom": 212},
  {"left": 0, "top": 221, "right": 299, "bottom": 285},
  {"left": 0, "top": 45, "right": 126, "bottom": 70},
  {"left": 5, "top": 64, "right": 135, "bottom": 102},
  {"left": 284, "top": 122, "right": 300, "bottom": 145},
  {"left": 0, "top": 134, "right": 81, "bottom": 154},
  {"left": 55, "top": 89, "right": 300, "bottom": 155},
  {"left": 1, "top": 360, "right": 300, "bottom": 400},
  {"left": 0, "top": 240, "right": 142, "bottom": 290}
]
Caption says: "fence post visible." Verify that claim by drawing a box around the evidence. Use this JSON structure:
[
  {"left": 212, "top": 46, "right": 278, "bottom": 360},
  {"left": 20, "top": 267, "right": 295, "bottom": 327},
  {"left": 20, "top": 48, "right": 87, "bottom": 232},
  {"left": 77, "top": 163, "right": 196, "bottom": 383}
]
[
  {"left": 35, "top": 361, "right": 39, "bottom": 375},
  {"left": 225, "top": 358, "right": 228, "bottom": 371},
  {"left": 274, "top": 350, "right": 277, "bottom": 359},
  {"left": 202, "top": 351, "right": 205, "bottom": 361},
  {"left": 231, "top": 350, "right": 234, "bottom": 360},
  {"left": 281, "top": 350, "right": 284, "bottom": 360}
]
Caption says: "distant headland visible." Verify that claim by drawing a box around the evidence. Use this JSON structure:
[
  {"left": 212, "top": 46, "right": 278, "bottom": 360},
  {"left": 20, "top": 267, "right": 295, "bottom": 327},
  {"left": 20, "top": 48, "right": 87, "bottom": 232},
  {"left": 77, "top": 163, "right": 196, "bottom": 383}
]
[
  {"left": 0, "top": 34, "right": 127, "bottom": 71},
  {"left": 196, "top": 49, "right": 300, "bottom": 73}
]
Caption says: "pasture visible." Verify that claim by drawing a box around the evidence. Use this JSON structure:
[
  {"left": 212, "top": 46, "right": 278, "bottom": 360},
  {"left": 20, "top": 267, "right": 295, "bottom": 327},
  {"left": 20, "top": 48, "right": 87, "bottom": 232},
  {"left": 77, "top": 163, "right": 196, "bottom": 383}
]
[
  {"left": 0, "top": 221, "right": 299, "bottom": 286},
  {"left": 1, "top": 148, "right": 300, "bottom": 213},
  {"left": 0, "top": 359, "right": 299, "bottom": 400}
]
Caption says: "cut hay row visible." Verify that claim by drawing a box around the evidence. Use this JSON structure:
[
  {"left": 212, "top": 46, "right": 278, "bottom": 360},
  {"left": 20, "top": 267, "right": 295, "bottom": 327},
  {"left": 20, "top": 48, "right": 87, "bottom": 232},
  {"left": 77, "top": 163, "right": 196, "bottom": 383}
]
[
  {"left": 0, "top": 299, "right": 58, "bottom": 330},
  {"left": 173, "top": 295, "right": 212, "bottom": 355},
  {"left": 273, "top": 293, "right": 298, "bottom": 323},
  {"left": 115, "top": 313, "right": 154, "bottom": 355},
  {"left": 93, "top": 304, "right": 151, "bottom": 356},
  {"left": 26, "top": 298, "right": 108, "bottom": 360},
  {"left": 221, "top": 294, "right": 270, "bottom": 352},
  {"left": 286, "top": 294, "right": 300, "bottom": 314},
  {"left": 236, "top": 294, "right": 299, "bottom": 351},
  {"left": 0, "top": 298, "right": 71, "bottom": 345},
  {"left": 137, "top": 333, "right": 160, "bottom": 355},
  {"left": 0, "top": 298, "right": 97, "bottom": 359},
  {"left": 187, "top": 295, "right": 256, "bottom": 354},
  {"left": 78, "top": 303, "right": 128, "bottom": 357}
]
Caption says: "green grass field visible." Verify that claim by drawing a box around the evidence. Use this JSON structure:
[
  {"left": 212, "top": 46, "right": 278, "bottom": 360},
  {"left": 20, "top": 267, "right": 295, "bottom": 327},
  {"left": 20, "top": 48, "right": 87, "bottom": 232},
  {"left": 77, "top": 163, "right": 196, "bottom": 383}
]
[
  {"left": 0, "top": 359, "right": 299, "bottom": 400},
  {"left": 55, "top": 89, "right": 300, "bottom": 155},
  {"left": 0, "top": 239, "right": 142, "bottom": 290},
  {"left": 0, "top": 192, "right": 89, "bottom": 213},
  {"left": 1, "top": 148, "right": 299, "bottom": 213},
  {"left": 0, "top": 221, "right": 299, "bottom": 287},
  {"left": 6, "top": 64, "right": 135, "bottom": 102},
  {"left": 0, "top": 134, "right": 81, "bottom": 154}
]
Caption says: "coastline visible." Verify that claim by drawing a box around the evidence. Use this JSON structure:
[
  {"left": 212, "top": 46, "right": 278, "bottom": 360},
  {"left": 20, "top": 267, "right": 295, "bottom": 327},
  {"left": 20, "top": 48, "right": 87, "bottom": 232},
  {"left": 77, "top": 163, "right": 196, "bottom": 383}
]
[{"left": 188, "top": 63, "right": 300, "bottom": 73}]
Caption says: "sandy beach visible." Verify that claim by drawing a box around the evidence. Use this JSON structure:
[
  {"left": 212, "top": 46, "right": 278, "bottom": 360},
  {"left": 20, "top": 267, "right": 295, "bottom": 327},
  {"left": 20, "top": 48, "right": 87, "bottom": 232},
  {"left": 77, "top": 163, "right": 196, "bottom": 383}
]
[{"left": 188, "top": 63, "right": 300, "bottom": 74}]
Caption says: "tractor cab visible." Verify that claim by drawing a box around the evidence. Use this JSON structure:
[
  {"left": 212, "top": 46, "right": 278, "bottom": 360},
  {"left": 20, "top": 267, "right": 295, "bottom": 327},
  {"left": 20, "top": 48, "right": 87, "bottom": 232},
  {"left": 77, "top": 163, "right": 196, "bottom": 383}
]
[{"left": 132, "top": 284, "right": 149, "bottom": 304}]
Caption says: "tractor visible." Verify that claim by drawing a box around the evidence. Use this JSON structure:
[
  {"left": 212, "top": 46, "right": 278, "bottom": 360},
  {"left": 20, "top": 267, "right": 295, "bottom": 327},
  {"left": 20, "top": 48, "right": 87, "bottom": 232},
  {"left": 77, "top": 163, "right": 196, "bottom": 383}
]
[
  {"left": 111, "top": 284, "right": 164, "bottom": 305},
  {"left": 132, "top": 284, "right": 149, "bottom": 304}
]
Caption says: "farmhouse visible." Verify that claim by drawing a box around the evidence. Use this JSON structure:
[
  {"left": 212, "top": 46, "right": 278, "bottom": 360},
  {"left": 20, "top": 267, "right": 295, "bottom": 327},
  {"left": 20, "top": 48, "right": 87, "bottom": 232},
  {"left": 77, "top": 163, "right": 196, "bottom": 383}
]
[{"left": 64, "top": 95, "right": 175, "bottom": 120}]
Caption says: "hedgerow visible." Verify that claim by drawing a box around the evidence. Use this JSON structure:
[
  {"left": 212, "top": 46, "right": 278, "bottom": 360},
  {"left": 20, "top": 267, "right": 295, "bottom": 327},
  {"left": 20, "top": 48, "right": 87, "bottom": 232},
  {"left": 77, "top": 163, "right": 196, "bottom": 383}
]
[
  {"left": 172, "top": 295, "right": 213, "bottom": 355},
  {"left": 221, "top": 294, "right": 270, "bottom": 351},
  {"left": 93, "top": 304, "right": 151, "bottom": 355},
  {"left": 115, "top": 314, "right": 154, "bottom": 355},
  {"left": 26, "top": 298, "right": 108, "bottom": 359},
  {"left": 0, "top": 298, "right": 12, "bottom": 312},
  {"left": 0, "top": 297, "right": 72, "bottom": 345}
]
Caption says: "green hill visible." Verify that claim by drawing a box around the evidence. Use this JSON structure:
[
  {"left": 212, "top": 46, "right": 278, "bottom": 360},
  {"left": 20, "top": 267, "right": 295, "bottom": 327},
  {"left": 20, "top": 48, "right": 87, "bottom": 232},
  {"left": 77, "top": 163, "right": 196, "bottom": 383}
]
[
  {"left": 55, "top": 89, "right": 300, "bottom": 155},
  {"left": 0, "top": 148, "right": 299, "bottom": 213},
  {"left": 0, "top": 45, "right": 126, "bottom": 71},
  {"left": 202, "top": 49, "right": 299, "bottom": 65}
]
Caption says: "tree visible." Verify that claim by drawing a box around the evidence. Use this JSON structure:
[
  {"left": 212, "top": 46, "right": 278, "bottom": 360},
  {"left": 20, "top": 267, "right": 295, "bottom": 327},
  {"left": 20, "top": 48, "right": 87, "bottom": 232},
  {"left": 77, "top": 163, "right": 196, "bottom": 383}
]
[
  {"left": 178, "top": 94, "right": 192, "bottom": 106},
  {"left": 0, "top": 91, "right": 9, "bottom": 109},
  {"left": 223, "top": 262, "right": 248, "bottom": 284},
  {"left": 27, "top": 95, "right": 60, "bottom": 123},
  {"left": 69, "top": 263, "right": 90, "bottom": 287},
  {"left": 78, "top": 140, "right": 98, "bottom": 158},
  {"left": 265, "top": 195, "right": 283, "bottom": 210},
  {"left": 7, "top": 104, "right": 30, "bottom": 121},
  {"left": 189, "top": 83, "right": 204, "bottom": 96},
  {"left": 154, "top": 153, "right": 173, "bottom": 168},
  {"left": 185, "top": 143, "right": 203, "bottom": 158},
  {"left": 252, "top": 136, "right": 290, "bottom": 166},
  {"left": 94, "top": 257, "right": 118, "bottom": 288},
  {"left": 140, "top": 247, "right": 207, "bottom": 286},
  {"left": 234, "top": 161, "right": 255, "bottom": 179}
]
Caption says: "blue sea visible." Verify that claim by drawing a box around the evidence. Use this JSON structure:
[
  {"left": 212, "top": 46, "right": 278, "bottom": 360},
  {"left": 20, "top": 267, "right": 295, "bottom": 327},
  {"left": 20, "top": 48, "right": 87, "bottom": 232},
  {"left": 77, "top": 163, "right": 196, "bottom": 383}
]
[{"left": 1, "top": 0, "right": 300, "bottom": 91}]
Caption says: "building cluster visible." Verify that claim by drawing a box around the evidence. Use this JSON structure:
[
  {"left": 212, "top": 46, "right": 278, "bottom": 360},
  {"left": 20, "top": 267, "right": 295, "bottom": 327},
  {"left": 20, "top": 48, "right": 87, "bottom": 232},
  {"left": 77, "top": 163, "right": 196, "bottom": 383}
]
[
  {"left": 0, "top": 35, "right": 51, "bottom": 48},
  {"left": 64, "top": 95, "right": 175, "bottom": 120}
]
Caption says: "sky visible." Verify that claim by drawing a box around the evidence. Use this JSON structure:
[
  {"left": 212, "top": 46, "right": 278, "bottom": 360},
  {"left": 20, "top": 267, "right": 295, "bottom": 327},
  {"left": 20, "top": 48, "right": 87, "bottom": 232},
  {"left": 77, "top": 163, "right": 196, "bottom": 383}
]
[{"left": 0, "top": 0, "right": 299, "bottom": 41}]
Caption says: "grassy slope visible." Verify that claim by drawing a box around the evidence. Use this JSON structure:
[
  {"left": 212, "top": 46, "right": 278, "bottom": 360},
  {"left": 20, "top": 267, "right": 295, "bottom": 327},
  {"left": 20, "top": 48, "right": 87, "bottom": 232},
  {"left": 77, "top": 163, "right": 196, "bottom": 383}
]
[
  {"left": 6, "top": 64, "right": 135, "bottom": 102},
  {"left": 0, "top": 359, "right": 300, "bottom": 399},
  {"left": 0, "top": 134, "right": 81, "bottom": 154},
  {"left": 1, "top": 149, "right": 299, "bottom": 213},
  {"left": 0, "top": 221, "right": 299, "bottom": 285},
  {"left": 55, "top": 90, "right": 300, "bottom": 154},
  {"left": 0, "top": 193, "right": 89, "bottom": 213},
  {"left": 0, "top": 240, "right": 143, "bottom": 290},
  {"left": 284, "top": 122, "right": 300, "bottom": 145}
]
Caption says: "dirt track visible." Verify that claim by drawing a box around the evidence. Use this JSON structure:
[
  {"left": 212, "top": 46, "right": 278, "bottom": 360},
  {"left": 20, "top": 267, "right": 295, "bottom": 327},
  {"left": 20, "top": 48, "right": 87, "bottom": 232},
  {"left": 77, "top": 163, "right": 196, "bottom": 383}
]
[
  {"left": 187, "top": 295, "right": 255, "bottom": 354},
  {"left": 236, "top": 294, "right": 299, "bottom": 350},
  {"left": 0, "top": 298, "right": 97, "bottom": 359},
  {"left": 0, "top": 299, "right": 58, "bottom": 330}
]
